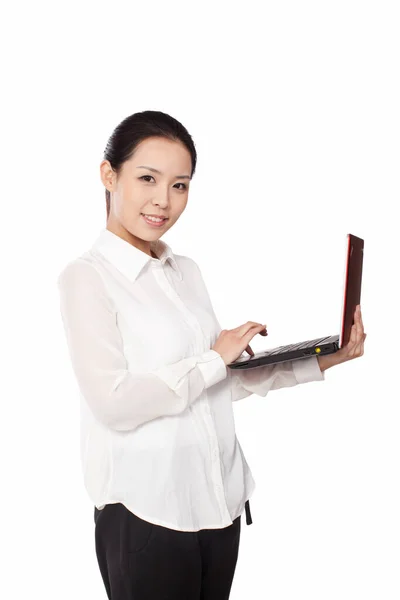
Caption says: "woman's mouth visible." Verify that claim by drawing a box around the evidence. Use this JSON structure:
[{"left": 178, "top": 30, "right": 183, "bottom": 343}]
[{"left": 141, "top": 214, "right": 168, "bottom": 228}]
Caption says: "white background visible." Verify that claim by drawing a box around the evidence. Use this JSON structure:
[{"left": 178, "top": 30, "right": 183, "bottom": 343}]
[{"left": 2, "top": 1, "right": 399, "bottom": 598}]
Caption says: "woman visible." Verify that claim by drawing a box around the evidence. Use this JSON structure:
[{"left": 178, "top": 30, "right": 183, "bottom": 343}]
[{"left": 57, "top": 110, "right": 366, "bottom": 599}]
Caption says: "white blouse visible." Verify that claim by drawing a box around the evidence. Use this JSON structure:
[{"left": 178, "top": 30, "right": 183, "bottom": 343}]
[{"left": 57, "top": 228, "right": 325, "bottom": 531}]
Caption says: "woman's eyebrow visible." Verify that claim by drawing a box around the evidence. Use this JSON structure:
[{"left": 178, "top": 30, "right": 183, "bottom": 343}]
[{"left": 136, "top": 165, "right": 191, "bottom": 179}]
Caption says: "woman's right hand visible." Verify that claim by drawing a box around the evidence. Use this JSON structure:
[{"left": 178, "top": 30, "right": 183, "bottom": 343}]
[{"left": 212, "top": 321, "right": 268, "bottom": 365}]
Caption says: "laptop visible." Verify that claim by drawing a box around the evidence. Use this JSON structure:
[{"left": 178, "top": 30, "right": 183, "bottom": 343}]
[{"left": 227, "top": 233, "right": 364, "bottom": 371}]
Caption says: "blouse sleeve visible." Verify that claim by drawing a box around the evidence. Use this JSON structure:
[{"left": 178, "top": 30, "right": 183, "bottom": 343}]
[
  {"left": 191, "top": 261, "right": 325, "bottom": 403},
  {"left": 229, "top": 356, "right": 325, "bottom": 402},
  {"left": 57, "top": 260, "right": 228, "bottom": 432}
]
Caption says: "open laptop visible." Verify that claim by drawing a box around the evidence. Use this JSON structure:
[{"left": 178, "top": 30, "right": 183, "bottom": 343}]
[{"left": 227, "top": 233, "right": 364, "bottom": 371}]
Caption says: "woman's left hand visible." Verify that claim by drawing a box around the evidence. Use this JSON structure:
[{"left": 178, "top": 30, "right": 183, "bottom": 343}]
[{"left": 317, "top": 304, "right": 367, "bottom": 372}]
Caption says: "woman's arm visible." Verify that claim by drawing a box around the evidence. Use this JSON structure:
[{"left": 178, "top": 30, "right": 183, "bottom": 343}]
[
  {"left": 57, "top": 260, "right": 228, "bottom": 432},
  {"left": 191, "top": 261, "right": 325, "bottom": 402},
  {"left": 229, "top": 305, "right": 366, "bottom": 402}
]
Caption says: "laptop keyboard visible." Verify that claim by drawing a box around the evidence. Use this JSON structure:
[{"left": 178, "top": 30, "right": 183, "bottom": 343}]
[{"left": 260, "top": 336, "right": 332, "bottom": 357}]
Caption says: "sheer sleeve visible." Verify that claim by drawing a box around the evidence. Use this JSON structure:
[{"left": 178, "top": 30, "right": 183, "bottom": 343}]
[
  {"left": 229, "top": 356, "right": 324, "bottom": 402},
  {"left": 57, "top": 260, "right": 228, "bottom": 432}
]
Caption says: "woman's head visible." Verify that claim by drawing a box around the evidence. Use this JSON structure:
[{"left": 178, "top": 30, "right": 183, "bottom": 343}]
[{"left": 100, "top": 110, "right": 197, "bottom": 255}]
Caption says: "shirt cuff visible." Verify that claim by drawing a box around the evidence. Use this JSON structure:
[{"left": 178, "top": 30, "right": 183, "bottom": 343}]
[
  {"left": 197, "top": 349, "right": 228, "bottom": 388},
  {"left": 291, "top": 355, "right": 325, "bottom": 384}
]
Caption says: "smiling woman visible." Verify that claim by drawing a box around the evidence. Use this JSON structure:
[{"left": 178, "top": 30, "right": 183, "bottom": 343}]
[
  {"left": 58, "top": 110, "right": 250, "bottom": 599},
  {"left": 58, "top": 109, "right": 329, "bottom": 599},
  {"left": 100, "top": 111, "right": 197, "bottom": 257}
]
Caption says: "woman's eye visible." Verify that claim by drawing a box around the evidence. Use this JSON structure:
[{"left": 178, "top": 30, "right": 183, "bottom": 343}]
[{"left": 139, "top": 175, "right": 187, "bottom": 190}]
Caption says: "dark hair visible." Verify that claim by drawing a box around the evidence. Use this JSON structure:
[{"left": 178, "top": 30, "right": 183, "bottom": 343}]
[{"left": 103, "top": 110, "right": 197, "bottom": 220}]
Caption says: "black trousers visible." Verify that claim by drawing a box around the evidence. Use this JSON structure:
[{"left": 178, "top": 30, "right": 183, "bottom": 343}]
[{"left": 94, "top": 500, "right": 252, "bottom": 600}]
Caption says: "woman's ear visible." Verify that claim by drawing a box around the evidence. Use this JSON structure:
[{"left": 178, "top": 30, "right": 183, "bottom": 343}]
[{"left": 100, "top": 159, "right": 115, "bottom": 192}]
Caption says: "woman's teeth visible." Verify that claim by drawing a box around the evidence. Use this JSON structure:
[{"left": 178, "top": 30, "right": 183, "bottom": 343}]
[{"left": 144, "top": 215, "right": 164, "bottom": 222}]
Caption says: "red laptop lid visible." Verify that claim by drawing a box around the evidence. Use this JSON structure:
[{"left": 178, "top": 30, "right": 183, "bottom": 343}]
[{"left": 339, "top": 234, "right": 364, "bottom": 348}]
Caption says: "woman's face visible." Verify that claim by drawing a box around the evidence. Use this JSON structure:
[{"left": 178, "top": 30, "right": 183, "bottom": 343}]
[{"left": 100, "top": 136, "right": 192, "bottom": 255}]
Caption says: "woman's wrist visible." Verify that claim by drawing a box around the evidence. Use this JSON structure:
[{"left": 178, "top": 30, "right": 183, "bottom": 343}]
[{"left": 317, "top": 353, "right": 340, "bottom": 372}]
